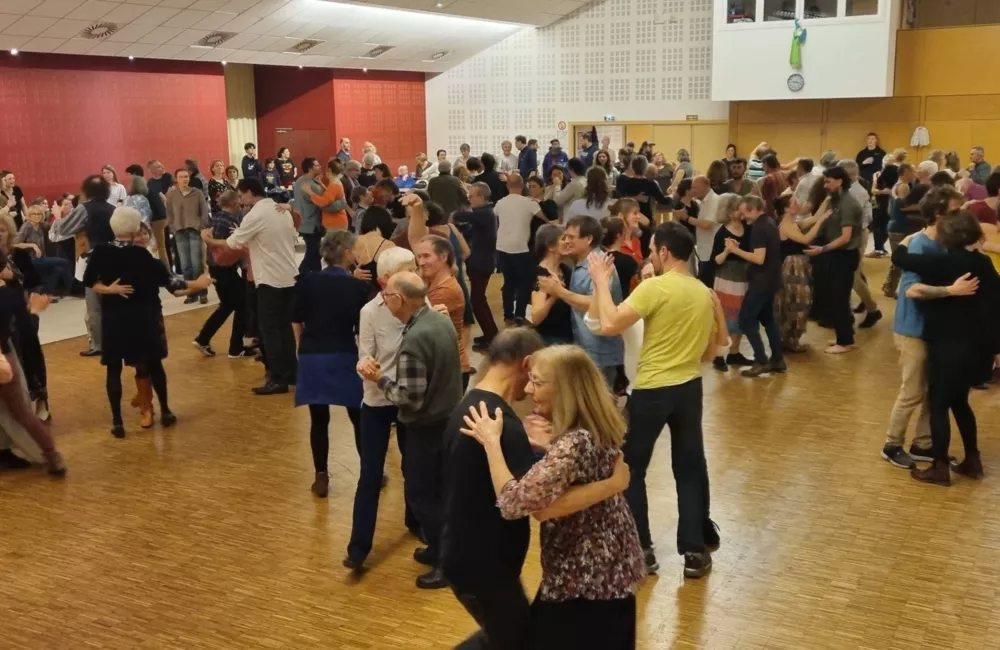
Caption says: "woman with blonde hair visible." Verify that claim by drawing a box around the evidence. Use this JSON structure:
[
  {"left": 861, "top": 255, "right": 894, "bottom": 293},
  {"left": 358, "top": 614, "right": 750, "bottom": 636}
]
[
  {"left": 460, "top": 344, "right": 645, "bottom": 650},
  {"left": 84, "top": 207, "right": 212, "bottom": 438},
  {"left": 102, "top": 165, "right": 127, "bottom": 206},
  {"left": 708, "top": 193, "right": 752, "bottom": 371},
  {"left": 414, "top": 152, "right": 432, "bottom": 179},
  {"left": 207, "top": 159, "right": 234, "bottom": 212}
]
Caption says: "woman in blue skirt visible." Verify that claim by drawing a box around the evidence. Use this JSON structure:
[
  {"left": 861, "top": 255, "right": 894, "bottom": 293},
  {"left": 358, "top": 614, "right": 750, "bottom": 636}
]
[{"left": 293, "top": 228, "right": 372, "bottom": 498}]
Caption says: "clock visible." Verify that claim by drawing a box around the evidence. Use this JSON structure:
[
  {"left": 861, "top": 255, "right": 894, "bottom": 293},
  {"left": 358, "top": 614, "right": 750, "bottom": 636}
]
[{"left": 787, "top": 73, "right": 805, "bottom": 92}]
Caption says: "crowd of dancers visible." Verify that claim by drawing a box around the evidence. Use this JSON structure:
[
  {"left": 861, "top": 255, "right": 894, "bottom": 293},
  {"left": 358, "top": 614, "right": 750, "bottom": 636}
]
[{"left": 2, "top": 130, "right": 999, "bottom": 648}]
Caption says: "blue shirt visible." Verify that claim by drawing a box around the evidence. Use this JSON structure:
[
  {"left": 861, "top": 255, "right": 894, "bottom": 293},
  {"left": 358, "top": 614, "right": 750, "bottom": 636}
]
[
  {"left": 894, "top": 232, "right": 945, "bottom": 338},
  {"left": 569, "top": 253, "right": 623, "bottom": 368}
]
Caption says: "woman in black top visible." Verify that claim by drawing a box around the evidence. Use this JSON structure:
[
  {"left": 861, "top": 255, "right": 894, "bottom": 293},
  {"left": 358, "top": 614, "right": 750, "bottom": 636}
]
[
  {"left": 600, "top": 216, "right": 638, "bottom": 299},
  {"left": 84, "top": 207, "right": 212, "bottom": 439},
  {"left": 354, "top": 207, "right": 395, "bottom": 295},
  {"left": 531, "top": 224, "right": 573, "bottom": 346},
  {"left": 292, "top": 229, "right": 371, "bottom": 498},
  {"left": 262, "top": 158, "right": 280, "bottom": 192},
  {"left": 527, "top": 177, "right": 558, "bottom": 251},
  {"left": 891, "top": 210, "right": 1000, "bottom": 485},
  {"left": 0, "top": 171, "right": 26, "bottom": 229},
  {"left": 870, "top": 150, "right": 903, "bottom": 257},
  {"left": 616, "top": 156, "right": 671, "bottom": 256},
  {"left": 277, "top": 147, "right": 296, "bottom": 188},
  {"left": 207, "top": 159, "right": 235, "bottom": 213}
]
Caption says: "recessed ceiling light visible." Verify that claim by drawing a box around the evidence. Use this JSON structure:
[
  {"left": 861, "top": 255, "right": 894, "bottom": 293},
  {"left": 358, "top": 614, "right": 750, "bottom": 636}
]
[
  {"left": 128, "top": 55, "right": 134, "bottom": 60},
  {"left": 9, "top": 49, "right": 18, "bottom": 55},
  {"left": 221, "top": 60, "right": 227, "bottom": 65},
  {"left": 436, "top": 2, "right": 443, "bottom": 7},
  {"left": 362, "top": 67, "right": 368, "bottom": 72}
]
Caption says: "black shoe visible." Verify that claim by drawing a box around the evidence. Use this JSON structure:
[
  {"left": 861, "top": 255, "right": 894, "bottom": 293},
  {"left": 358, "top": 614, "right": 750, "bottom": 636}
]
[
  {"left": 183, "top": 295, "right": 198, "bottom": 304},
  {"left": 408, "top": 527, "right": 428, "bottom": 544},
  {"left": 726, "top": 353, "right": 753, "bottom": 367},
  {"left": 859, "top": 310, "right": 882, "bottom": 329},
  {"left": 416, "top": 567, "right": 449, "bottom": 590},
  {"left": 252, "top": 381, "right": 289, "bottom": 395},
  {"left": 881, "top": 444, "right": 916, "bottom": 469},
  {"left": 0, "top": 448, "right": 31, "bottom": 470},
  {"left": 643, "top": 547, "right": 659, "bottom": 574},
  {"left": 192, "top": 341, "right": 216, "bottom": 357},
  {"left": 413, "top": 546, "right": 436, "bottom": 566},
  {"left": 198, "top": 295, "right": 208, "bottom": 305},
  {"left": 111, "top": 424, "right": 126, "bottom": 439},
  {"left": 712, "top": 356, "right": 728, "bottom": 372},
  {"left": 228, "top": 348, "right": 256, "bottom": 359},
  {"left": 473, "top": 335, "right": 487, "bottom": 345},
  {"left": 908, "top": 444, "right": 934, "bottom": 463},
  {"left": 683, "top": 551, "right": 712, "bottom": 579},
  {"left": 769, "top": 359, "right": 788, "bottom": 373},
  {"left": 343, "top": 555, "right": 364, "bottom": 572},
  {"left": 472, "top": 339, "right": 492, "bottom": 353},
  {"left": 161, "top": 411, "right": 177, "bottom": 428},
  {"left": 80, "top": 348, "right": 101, "bottom": 357},
  {"left": 704, "top": 519, "right": 721, "bottom": 553},
  {"left": 853, "top": 303, "right": 866, "bottom": 314}
]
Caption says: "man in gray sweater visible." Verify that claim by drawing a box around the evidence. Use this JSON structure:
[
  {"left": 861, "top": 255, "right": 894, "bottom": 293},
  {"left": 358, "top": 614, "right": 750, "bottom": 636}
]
[{"left": 358, "top": 270, "right": 462, "bottom": 590}]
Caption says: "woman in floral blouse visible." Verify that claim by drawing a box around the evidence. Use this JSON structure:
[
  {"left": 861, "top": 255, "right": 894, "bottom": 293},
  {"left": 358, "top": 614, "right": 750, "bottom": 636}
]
[{"left": 460, "top": 344, "right": 645, "bottom": 650}]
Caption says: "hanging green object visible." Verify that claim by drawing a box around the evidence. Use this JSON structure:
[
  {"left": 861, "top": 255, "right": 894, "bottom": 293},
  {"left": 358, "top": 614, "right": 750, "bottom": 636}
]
[{"left": 789, "top": 19, "right": 807, "bottom": 70}]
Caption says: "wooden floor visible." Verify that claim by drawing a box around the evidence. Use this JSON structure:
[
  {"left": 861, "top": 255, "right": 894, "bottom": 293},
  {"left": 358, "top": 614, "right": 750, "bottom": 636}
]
[{"left": 2, "top": 263, "right": 1000, "bottom": 650}]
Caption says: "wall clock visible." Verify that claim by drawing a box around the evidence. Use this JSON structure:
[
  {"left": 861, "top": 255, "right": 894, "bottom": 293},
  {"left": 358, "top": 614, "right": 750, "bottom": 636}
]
[{"left": 787, "top": 73, "right": 805, "bottom": 92}]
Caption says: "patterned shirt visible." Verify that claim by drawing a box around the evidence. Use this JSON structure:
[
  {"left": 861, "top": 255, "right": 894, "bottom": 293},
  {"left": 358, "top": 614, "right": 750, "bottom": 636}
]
[
  {"left": 496, "top": 428, "right": 646, "bottom": 602},
  {"left": 375, "top": 314, "right": 429, "bottom": 411}
]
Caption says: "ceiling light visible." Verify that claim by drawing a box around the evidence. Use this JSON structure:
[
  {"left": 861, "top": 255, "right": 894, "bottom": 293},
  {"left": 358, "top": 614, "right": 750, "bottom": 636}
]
[
  {"left": 436, "top": 2, "right": 443, "bottom": 7},
  {"left": 9, "top": 49, "right": 17, "bottom": 55},
  {"left": 298, "top": 65, "right": 303, "bottom": 69},
  {"left": 128, "top": 56, "right": 134, "bottom": 60},
  {"left": 221, "top": 60, "right": 227, "bottom": 65},
  {"left": 362, "top": 67, "right": 368, "bottom": 73}
]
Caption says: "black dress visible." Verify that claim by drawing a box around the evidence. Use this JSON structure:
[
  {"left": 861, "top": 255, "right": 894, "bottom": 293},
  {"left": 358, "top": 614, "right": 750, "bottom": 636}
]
[
  {"left": 534, "top": 264, "right": 573, "bottom": 346},
  {"left": 83, "top": 242, "right": 182, "bottom": 366},
  {"left": 609, "top": 250, "right": 638, "bottom": 299}
]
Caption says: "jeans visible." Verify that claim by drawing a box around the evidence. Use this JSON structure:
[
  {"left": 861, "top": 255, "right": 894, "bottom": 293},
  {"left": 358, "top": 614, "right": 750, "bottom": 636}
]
[
  {"left": 467, "top": 269, "right": 498, "bottom": 342},
  {"left": 196, "top": 265, "right": 247, "bottom": 355},
  {"left": 404, "top": 419, "right": 447, "bottom": 564},
  {"left": 174, "top": 228, "right": 206, "bottom": 296},
  {"left": 452, "top": 578, "right": 532, "bottom": 650},
  {"left": 347, "top": 404, "right": 418, "bottom": 562},
  {"left": 497, "top": 251, "right": 533, "bottom": 321},
  {"left": 31, "top": 256, "right": 73, "bottom": 295},
  {"left": 738, "top": 287, "right": 783, "bottom": 365},
  {"left": 299, "top": 231, "right": 322, "bottom": 275},
  {"left": 84, "top": 287, "right": 102, "bottom": 351},
  {"left": 625, "top": 379, "right": 710, "bottom": 554},
  {"left": 256, "top": 284, "right": 297, "bottom": 385},
  {"left": 885, "top": 334, "right": 932, "bottom": 449},
  {"left": 828, "top": 249, "right": 859, "bottom": 346}
]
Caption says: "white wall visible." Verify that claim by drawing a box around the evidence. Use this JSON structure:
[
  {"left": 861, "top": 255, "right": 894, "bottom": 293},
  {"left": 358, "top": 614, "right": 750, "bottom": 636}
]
[
  {"left": 711, "top": 0, "right": 899, "bottom": 101},
  {"left": 425, "top": 0, "right": 729, "bottom": 158}
]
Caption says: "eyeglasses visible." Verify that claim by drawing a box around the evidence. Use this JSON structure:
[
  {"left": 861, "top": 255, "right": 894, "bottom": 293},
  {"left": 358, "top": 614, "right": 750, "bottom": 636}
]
[{"left": 528, "top": 375, "right": 550, "bottom": 387}]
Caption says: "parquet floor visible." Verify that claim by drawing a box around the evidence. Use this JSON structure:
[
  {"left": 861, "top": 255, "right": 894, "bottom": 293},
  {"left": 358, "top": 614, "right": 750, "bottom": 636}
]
[{"left": 2, "top": 261, "right": 1000, "bottom": 650}]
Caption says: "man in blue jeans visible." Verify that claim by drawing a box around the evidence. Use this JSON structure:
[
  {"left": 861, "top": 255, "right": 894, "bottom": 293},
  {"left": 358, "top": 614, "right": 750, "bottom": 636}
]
[
  {"left": 727, "top": 195, "right": 787, "bottom": 377},
  {"left": 493, "top": 174, "right": 543, "bottom": 323},
  {"left": 344, "top": 247, "right": 421, "bottom": 570}
]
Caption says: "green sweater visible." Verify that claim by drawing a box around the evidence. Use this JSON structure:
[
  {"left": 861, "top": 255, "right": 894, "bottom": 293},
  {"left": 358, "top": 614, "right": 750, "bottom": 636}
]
[{"left": 397, "top": 306, "right": 463, "bottom": 425}]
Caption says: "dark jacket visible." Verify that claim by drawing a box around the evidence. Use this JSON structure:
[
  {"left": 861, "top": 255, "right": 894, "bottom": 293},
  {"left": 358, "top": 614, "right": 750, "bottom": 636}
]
[
  {"left": 518, "top": 147, "right": 538, "bottom": 180},
  {"left": 242, "top": 155, "right": 262, "bottom": 182},
  {"left": 427, "top": 173, "right": 468, "bottom": 217},
  {"left": 452, "top": 204, "right": 498, "bottom": 275}
]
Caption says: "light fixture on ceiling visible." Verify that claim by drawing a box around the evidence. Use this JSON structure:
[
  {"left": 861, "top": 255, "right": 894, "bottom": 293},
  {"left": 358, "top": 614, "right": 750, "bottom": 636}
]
[
  {"left": 197, "top": 31, "right": 236, "bottom": 48},
  {"left": 298, "top": 65, "right": 303, "bottom": 69},
  {"left": 362, "top": 67, "right": 368, "bottom": 73},
  {"left": 221, "top": 60, "right": 227, "bottom": 66},
  {"left": 358, "top": 44, "right": 394, "bottom": 59},
  {"left": 9, "top": 49, "right": 17, "bottom": 55},
  {"left": 285, "top": 38, "right": 323, "bottom": 54},
  {"left": 80, "top": 22, "right": 119, "bottom": 39},
  {"left": 435, "top": 2, "right": 443, "bottom": 7},
  {"left": 422, "top": 50, "right": 449, "bottom": 62},
  {"left": 128, "top": 56, "right": 134, "bottom": 60}
]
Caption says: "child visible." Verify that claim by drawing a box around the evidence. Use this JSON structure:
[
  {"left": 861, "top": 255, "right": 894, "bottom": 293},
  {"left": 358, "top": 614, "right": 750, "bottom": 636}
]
[{"left": 16, "top": 205, "right": 73, "bottom": 299}]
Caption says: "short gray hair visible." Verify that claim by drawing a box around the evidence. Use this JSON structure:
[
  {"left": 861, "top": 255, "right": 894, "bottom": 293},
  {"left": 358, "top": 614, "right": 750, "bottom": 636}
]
[
  {"left": 533, "top": 223, "right": 565, "bottom": 259},
  {"left": 837, "top": 159, "right": 860, "bottom": 176},
  {"left": 110, "top": 206, "right": 142, "bottom": 237},
  {"left": 716, "top": 193, "right": 742, "bottom": 222},
  {"left": 471, "top": 182, "right": 491, "bottom": 201},
  {"left": 128, "top": 174, "right": 148, "bottom": 196},
  {"left": 392, "top": 272, "right": 427, "bottom": 301},
  {"left": 438, "top": 160, "right": 452, "bottom": 174},
  {"left": 362, "top": 152, "right": 376, "bottom": 166},
  {"left": 345, "top": 160, "right": 362, "bottom": 172},
  {"left": 320, "top": 228, "right": 357, "bottom": 267},
  {"left": 973, "top": 146, "right": 985, "bottom": 156},
  {"left": 376, "top": 246, "right": 415, "bottom": 279},
  {"left": 918, "top": 160, "right": 939, "bottom": 175},
  {"left": 819, "top": 150, "right": 838, "bottom": 168}
]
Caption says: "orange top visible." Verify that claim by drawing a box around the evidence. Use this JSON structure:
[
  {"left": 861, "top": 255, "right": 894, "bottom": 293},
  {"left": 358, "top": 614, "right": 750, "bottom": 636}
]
[
  {"left": 310, "top": 180, "right": 349, "bottom": 229},
  {"left": 428, "top": 275, "right": 469, "bottom": 372}
]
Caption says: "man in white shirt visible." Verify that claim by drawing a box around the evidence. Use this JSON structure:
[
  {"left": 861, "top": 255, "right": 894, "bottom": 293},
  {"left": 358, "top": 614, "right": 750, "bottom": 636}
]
[
  {"left": 224, "top": 178, "right": 299, "bottom": 395},
  {"left": 499, "top": 140, "right": 519, "bottom": 174},
  {"left": 688, "top": 177, "right": 722, "bottom": 284},
  {"left": 494, "top": 173, "right": 543, "bottom": 323}
]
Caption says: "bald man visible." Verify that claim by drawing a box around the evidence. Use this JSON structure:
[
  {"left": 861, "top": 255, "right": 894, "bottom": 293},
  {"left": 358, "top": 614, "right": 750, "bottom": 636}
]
[{"left": 358, "top": 270, "right": 463, "bottom": 589}]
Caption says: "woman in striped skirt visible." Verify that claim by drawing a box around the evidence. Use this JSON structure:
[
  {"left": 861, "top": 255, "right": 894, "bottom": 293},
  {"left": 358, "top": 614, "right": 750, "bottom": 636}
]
[{"left": 709, "top": 193, "right": 753, "bottom": 372}]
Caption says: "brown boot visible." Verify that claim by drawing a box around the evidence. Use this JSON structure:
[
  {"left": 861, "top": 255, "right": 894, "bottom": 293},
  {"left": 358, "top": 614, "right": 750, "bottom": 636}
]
[
  {"left": 311, "top": 472, "right": 329, "bottom": 498},
  {"left": 136, "top": 377, "right": 154, "bottom": 429},
  {"left": 911, "top": 459, "right": 951, "bottom": 486},
  {"left": 953, "top": 452, "right": 984, "bottom": 479}
]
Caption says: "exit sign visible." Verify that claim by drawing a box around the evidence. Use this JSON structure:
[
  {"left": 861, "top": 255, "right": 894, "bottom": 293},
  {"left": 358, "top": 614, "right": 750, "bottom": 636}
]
[{"left": 604, "top": 115, "right": 616, "bottom": 121}]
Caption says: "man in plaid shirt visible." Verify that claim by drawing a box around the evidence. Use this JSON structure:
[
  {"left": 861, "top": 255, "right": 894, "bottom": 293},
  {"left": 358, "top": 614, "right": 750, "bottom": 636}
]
[{"left": 358, "top": 271, "right": 463, "bottom": 590}]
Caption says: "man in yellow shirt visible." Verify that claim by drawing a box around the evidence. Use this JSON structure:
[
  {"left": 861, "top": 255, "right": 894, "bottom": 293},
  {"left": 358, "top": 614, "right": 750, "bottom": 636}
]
[{"left": 587, "top": 221, "right": 727, "bottom": 579}]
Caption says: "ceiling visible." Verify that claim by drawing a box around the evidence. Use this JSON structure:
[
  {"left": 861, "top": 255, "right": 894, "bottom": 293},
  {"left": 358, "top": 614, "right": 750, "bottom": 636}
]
[
  {"left": 0, "top": 0, "right": 581, "bottom": 72},
  {"left": 346, "top": 0, "right": 589, "bottom": 27}
]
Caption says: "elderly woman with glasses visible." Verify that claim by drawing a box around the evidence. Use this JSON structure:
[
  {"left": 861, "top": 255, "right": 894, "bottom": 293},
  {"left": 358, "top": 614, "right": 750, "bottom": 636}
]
[{"left": 292, "top": 229, "right": 373, "bottom": 499}]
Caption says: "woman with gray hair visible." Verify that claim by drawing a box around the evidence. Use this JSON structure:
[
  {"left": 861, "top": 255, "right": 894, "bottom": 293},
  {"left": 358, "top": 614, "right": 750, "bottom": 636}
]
[
  {"left": 291, "top": 228, "right": 373, "bottom": 498},
  {"left": 124, "top": 174, "right": 152, "bottom": 224},
  {"left": 84, "top": 207, "right": 212, "bottom": 438},
  {"left": 359, "top": 153, "right": 378, "bottom": 188}
]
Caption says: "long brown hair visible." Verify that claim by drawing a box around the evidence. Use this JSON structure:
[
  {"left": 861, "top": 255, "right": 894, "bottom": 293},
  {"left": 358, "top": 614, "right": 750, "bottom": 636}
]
[
  {"left": 584, "top": 167, "right": 609, "bottom": 209},
  {"left": 531, "top": 346, "right": 625, "bottom": 449}
]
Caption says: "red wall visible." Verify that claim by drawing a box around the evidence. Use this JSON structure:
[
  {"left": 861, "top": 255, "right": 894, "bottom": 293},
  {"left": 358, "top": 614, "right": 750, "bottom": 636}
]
[
  {"left": 0, "top": 53, "right": 228, "bottom": 201},
  {"left": 254, "top": 67, "right": 426, "bottom": 175}
]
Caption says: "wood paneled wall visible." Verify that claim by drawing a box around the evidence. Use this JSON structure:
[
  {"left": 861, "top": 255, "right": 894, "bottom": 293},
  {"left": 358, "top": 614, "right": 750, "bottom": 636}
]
[
  {"left": 729, "top": 26, "right": 1000, "bottom": 165},
  {"left": 224, "top": 64, "right": 258, "bottom": 169},
  {"left": 609, "top": 122, "right": 729, "bottom": 176}
]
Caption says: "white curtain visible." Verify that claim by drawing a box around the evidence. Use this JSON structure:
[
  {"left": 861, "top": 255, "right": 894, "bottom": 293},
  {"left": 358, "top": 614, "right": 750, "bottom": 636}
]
[{"left": 224, "top": 64, "right": 258, "bottom": 170}]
